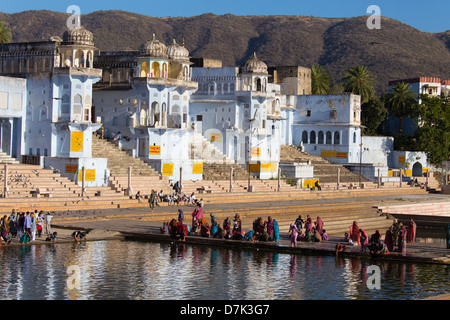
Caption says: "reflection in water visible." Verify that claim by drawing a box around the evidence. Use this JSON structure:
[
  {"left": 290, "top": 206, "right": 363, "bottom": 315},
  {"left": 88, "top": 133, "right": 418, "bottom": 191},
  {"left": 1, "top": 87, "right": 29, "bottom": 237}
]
[{"left": 0, "top": 240, "right": 448, "bottom": 300}]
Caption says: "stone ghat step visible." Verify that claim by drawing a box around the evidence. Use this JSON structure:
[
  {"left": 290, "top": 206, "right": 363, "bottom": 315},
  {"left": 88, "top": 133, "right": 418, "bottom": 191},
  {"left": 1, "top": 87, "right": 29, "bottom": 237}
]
[
  {"left": 375, "top": 202, "right": 450, "bottom": 216},
  {"left": 51, "top": 203, "right": 380, "bottom": 225}
]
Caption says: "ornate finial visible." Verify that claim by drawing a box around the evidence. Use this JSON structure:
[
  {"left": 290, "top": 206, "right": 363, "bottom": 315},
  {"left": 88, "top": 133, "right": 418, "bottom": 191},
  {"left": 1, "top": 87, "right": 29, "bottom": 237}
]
[
  {"left": 182, "top": 38, "right": 185, "bottom": 48},
  {"left": 152, "top": 33, "right": 156, "bottom": 40}
]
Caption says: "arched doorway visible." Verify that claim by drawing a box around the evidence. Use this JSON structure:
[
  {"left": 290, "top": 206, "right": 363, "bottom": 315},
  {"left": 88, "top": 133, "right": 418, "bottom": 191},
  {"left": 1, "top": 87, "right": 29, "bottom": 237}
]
[{"left": 412, "top": 162, "right": 423, "bottom": 177}]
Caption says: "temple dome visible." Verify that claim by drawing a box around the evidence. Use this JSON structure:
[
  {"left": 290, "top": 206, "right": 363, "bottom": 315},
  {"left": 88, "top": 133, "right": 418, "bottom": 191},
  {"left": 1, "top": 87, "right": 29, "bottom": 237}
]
[
  {"left": 139, "top": 34, "right": 168, "bottom": 59},
  {"left": 167, "top": 39, "right": 189, "bottom": 62},
  {"left": 241, "top": 53, "right": 268, "bottom": 74},
  {"left": 62, "top": 27, "right": 94, "bottom": 46}
]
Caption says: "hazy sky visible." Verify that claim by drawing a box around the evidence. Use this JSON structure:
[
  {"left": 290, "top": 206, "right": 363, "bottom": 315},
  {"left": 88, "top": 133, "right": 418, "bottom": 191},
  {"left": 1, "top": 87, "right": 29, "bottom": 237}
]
[{"left": 2, "top": 0, "right": 449, "bottom": 33}]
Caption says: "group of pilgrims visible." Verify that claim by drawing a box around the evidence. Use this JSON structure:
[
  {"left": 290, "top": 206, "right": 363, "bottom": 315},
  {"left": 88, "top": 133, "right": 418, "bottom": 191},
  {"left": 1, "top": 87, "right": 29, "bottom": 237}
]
[
  {"left": 163, "top": 202, "right": 437, "bottom": 258},
  {"left": 164, "top": 205, "right": 281, "bottom": 242},
  {"left": 337, "top": 218, "right": 418, "bottom": 256}
]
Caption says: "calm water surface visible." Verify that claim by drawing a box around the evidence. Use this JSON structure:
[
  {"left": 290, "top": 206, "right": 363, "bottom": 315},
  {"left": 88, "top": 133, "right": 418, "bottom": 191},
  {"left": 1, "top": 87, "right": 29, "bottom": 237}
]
[{"left": 0, "top": 240, "right": 448, "bottom": 300}]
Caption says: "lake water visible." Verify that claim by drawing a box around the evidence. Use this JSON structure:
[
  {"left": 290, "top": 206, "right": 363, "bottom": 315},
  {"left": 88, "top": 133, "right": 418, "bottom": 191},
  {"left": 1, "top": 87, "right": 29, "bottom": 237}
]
[{"left": 0, "top": 240, "right": 448, "bottom": 300}]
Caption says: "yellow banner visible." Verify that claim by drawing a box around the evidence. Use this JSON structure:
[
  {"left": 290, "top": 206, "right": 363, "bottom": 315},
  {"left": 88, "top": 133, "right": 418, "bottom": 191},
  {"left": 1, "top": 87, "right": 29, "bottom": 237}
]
[
  {"left": 65, "top": 164, "right": 78, "bottom": 173},
  {"left": 321, "top": 150, "right": 336, "bottom": 158},
  {"left": 70, "top": 131, "right": 84, "bottom": 152},
  {"left": 149, "top": 146, "right": 161, "bottom": 155},
  {"left": 162, "top": 163, "right": 174, "bottom": 176},
  {"left": 398, "top": 156, "right": 405, "bottom": 164},
  {"left": 78, "top": 169, "right": 96, "bottom": 181},
  {"left": 192, "top": 162, "right": 203, "bottom": 174},
  {"left": 270, "top": 162, "right": 278, "bottom": 173},
  {"left": 251, "top": 148, "right": 261, "bottom": 157},
  {"left": 304, "top": 179, "right": 319, "bottom": 188},
  {"left": 260, "top": 162, "right": 271, "bottom": 172},
  {"left": 336, "top": 152, "right": 348, "bottom": 159},
  {"left": 210, "top": 133, "right": 222, "bottom": 142}
]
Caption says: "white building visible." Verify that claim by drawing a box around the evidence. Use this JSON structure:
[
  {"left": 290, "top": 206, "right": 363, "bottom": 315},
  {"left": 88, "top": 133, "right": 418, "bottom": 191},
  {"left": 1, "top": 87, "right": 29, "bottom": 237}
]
[
  {"left": 0, "top": 26, "right": 107, "bottom": 187},
  {"left": 93, "top": 36, "right": 200, "bottom": 181}
]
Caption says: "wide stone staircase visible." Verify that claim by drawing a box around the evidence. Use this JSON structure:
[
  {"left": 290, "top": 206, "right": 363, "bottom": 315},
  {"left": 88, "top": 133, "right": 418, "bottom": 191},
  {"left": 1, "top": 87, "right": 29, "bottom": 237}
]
[
  {"left": 91, "top": 135, "right": 160, "bottom": 177},
  {"left": 189, "top": 131, "right": 234, "bottom": 164},
  {"left": 280, "top": 145, "right": 369, "bottom": 184}
]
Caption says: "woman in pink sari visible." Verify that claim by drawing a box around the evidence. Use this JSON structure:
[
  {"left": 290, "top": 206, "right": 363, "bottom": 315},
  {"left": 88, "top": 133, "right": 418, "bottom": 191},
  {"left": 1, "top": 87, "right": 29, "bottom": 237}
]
[
  {"left": 349, "top": 221, "right": 360, "bottom": 244},
  {"left": 316, "top": 217, "right": 324, "bottom": 234},
  {"left": 407, "top": 219, "right": 417, "bottom": 243},
  {"left": 289, "top": 223, "right": 298, "bottom": 247},
  {"left": 360, "top": 228, "right": 369, "bottom": 252}
]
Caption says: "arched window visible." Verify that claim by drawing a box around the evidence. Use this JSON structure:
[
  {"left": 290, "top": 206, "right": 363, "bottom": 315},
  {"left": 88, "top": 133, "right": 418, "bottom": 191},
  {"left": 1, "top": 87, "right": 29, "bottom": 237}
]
[
  {"left": 140, "top": 61, "right": 149, "bottom": 77},
  {"left": 302, "top": 131, "right": 308, "bottom": 144},
  {"left": 140, "top": 108, "right": 148, "bottom": 126},
  {"left": 150, "top": 102, "right": 159, "bottom": 126},
  {"left": 255, "top": 78, "right": 262, "bottom": 92},
  {"left": 151, "top": 61, "right": 160, "bottom": 78},
  {"left": 334, "top": 131, "right": 340, "bottom": 145},
  {"left": 61, "top": 95, "right": 70, "bottom": 121},
  {"left": 84, "top": 95, "right": 91, "bottom": 122},
  {"left": 73, "top": 95, "right": 82, "bottom": 121},
  {"left": 353, "top": 132, "right": 357, "bottom": 144},
  {"left": 39, "top": 106, "right": 48, "bottom": 121},
  {"left": 161, "top": 103, "right": 167, "bottom": 127},
  {"left": 162, "top": 63, "right": 168, "bottom": 78},
  {"left": 310, "top": 131, "right": 316, "bottom": 144},
  {"left": 326, "top": 131, "right": 332, "bottom": 144},
  {"left": 318, "top": 131, "right": 324, "bottom": 144}
]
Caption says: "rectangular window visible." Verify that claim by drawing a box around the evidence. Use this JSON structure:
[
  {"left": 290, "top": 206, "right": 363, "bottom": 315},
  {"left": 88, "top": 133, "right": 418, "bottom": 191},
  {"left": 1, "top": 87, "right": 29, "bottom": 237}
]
[
  {"left": 29, "top": 148, "right": 33, "bottom": 155},
  {"left": 306, "top": 110, "right": 311, "bottom": 117}
]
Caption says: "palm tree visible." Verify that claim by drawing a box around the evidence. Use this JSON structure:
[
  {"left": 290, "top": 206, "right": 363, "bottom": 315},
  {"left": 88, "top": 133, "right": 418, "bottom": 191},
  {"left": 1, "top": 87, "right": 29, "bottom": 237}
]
[
  {"left": 386, "top": 82, "right": 417, "bottom": 134},
  {"left": 0, "top": 21, "right": 11, "bottom": 44},
  {"left": 342, "top": 66, "right": 376, "bottom": 103},
  {"left": 311, "top": 65, "right": 332, "bottom": 95}
]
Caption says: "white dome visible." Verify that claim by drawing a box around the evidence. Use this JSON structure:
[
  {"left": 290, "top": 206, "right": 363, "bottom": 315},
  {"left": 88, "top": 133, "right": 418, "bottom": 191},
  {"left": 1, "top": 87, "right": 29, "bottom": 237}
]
[
  {"left": 139, "top": 34, "right": 168, "bottom": 59},
  {"left": 241, "top": 53, "right": 268, "bottom": 74},
  {"left": 167, "top": 39, "right": 189, "bottom": 62}
]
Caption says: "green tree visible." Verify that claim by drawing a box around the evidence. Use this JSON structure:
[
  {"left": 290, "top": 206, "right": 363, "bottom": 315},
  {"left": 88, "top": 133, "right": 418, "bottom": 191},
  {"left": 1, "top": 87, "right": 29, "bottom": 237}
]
[
  {"left": 311, "top": 65, "right": 332, "bottom": 95},
  {"left": 361, "top": 97, "right": 388, "bottom": 136},
  {"left": 342, "top": 66, "right": 376, "bottom": 104},
  {"left": 0, "top": 21, "right": 11, "bottom": 44},
  {"left": 413, "top": 94, "right": 450, "bottom": 164},
  {"left": 386, "top": 82, "right": 418, "bottom": 134}
]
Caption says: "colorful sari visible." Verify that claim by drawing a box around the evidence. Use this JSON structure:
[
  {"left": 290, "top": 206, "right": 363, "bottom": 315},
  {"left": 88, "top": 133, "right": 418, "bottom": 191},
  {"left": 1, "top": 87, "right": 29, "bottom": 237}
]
[
  {"left": 316, "top": 217, "right": 324, "bottom": 234},
  {"left": 384, "top": 228, "right": 394, "bottom": 252},
  {"left": 289, "top": 223, "right": 298, "bottom": 247},
  {"left": 305, "top": 218, "right": 314, "bottom": 242},
  {"left": 273, "top": 219, "right": 280, "bottom": 242},
  {"left": 350, "top": 221, "right": 360, "bottom": 244},
  {"left": 266, "top": 217, "right": 274, "bottom": 238},
  {"left": 360, "top": 229, "right": 369, "bottom": 251},
  {"left": 407, "top": 219, "right": 417, "bottom": 243}
]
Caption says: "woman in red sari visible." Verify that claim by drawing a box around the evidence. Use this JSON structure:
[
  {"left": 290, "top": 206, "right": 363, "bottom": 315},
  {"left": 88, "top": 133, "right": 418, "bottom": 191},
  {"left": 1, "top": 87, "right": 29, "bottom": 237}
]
[
  {"left": 349, "top": 221, "right": 360, "bottom": 244},
  {"left": 407, "top": 219, "right": 417, "bottom": 243},
  {"left": 384, "top": 227, "right": 394, "bottom": 252}
]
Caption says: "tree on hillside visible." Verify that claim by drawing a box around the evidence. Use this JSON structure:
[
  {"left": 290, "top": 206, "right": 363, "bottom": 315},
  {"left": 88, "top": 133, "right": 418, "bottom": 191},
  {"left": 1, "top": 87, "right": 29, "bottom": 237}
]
[
  {"left": 361, "top": 97, "right": 388, "bottom": 136},
  {"left": 0, "top": 21, "right": 12, "bottom": 44},
  {"left": 311, "top": 65, "right": 332, "bottom": 95},
  {"left": 413, "top": 94, "right": 450, "bottom": 164},
  {"left": 385, "top": 82, "right": 418, "bottom": 134},
  {"left": 342, "top": 66, "right": 376, "bottom": 104}
]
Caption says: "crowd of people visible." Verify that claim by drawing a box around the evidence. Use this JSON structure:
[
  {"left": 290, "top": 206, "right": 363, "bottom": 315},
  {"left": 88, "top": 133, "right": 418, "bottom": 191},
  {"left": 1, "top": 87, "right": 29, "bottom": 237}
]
[
  {"left": 136, "top": 182, "right": 204, "bottom": 212},
  {"left": 0, "top": 209, "right": 56, "bottom": 245},
  {"left": 339, "top": 218, "right": 419, "bottom": 256},
  {"left": 288, "top": 215, "right": 329, "bottom": 247}
]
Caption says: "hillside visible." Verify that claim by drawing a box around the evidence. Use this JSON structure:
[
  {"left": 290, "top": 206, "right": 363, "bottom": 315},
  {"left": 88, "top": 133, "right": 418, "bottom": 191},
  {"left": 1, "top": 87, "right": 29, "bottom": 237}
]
[{"left": 0, "top": 10, "right": 449, "bottom": 95}]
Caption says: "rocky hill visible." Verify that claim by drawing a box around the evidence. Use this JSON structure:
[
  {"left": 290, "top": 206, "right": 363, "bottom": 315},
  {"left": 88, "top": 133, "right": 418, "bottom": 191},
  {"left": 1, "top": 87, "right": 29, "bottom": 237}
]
[{"left": 1, "top": 10, "right": 449, "bottom": 94}]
